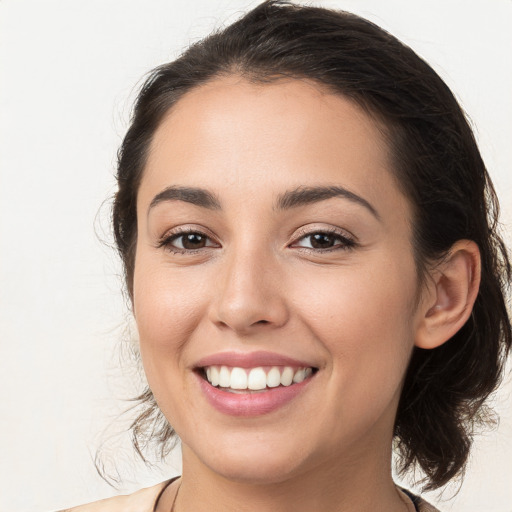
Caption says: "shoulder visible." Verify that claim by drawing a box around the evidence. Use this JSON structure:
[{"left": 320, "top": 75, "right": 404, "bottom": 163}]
[
  {"left": 417, "top": 497, "right": 442, "bottom": 512},
  {"left": 408, "top": 491, "right": 441, "bottom": 512},
  {"left": 57, "top": 481, "right": 169, "bottom": 512},
  {"left": 398, "top": 487, "right": 441, "bottom": 512}
]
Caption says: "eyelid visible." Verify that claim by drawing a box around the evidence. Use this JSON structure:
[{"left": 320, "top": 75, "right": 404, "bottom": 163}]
[
  {"left": 291, "top": 224, "right": 356, "bottom": 242},
  {"left": 289, "top": 225, "right": 358, "bottom": 251},
  {"left": 156, "top": 225, "right": 221, "bottom": 252},
  {"left": 155, "top": 223, "right": 357, "bottom": 254}
]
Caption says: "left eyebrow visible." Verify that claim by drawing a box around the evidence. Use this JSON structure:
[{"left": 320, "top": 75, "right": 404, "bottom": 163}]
[{"left": 274, "top": 185, "right": 380, "bottom": 220}]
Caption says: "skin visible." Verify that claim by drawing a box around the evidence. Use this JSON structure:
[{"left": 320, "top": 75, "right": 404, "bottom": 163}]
[{"left": 132, "top": 76, "right": 478, "bottom": 511}]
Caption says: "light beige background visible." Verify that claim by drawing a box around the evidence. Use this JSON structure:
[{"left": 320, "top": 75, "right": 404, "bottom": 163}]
[{"left": 0, "top": 1, "right": 511, "bottom": 511}]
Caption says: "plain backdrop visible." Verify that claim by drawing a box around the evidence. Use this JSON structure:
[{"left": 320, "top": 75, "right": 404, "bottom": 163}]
[{"left": 1, "top": 1, "right": 511, "bottom": 511}]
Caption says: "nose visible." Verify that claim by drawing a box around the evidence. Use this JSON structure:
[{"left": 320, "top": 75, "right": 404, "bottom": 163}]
[{"left": 209, "top": 244, "right": 290, "bottom": 335}]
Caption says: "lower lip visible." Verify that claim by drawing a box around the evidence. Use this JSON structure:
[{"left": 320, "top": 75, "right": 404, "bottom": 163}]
[{"left": 196, "top": 372, "right": 313, "bottom": 417}]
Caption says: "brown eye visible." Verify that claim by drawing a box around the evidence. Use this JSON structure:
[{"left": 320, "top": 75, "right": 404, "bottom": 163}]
[
  {"left": 292, "top": 230, "right": 356, "bottom": 251},
  {"left": 160, "top": 230, "right": 219, "bottom": 252},
  {"left": 309, "top": 233, "right": 336, "bottom": 249},
  {"left": 181, "top": 233, "right": 207, "bottom": 249}
]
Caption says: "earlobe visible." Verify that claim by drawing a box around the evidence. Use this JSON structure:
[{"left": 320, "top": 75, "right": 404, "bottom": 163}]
[{"left": 415, "top": 240, "right": 481, "bottom": 350}]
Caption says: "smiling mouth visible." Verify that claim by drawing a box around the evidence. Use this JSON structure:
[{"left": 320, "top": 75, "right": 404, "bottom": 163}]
[{"left": 199, "top": 365, "right": 318, "bottom": 393}]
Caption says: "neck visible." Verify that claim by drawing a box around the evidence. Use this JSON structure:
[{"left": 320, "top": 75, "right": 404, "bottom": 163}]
[{"left": 174, "top": 440, "right": 407, "bottom": 512}]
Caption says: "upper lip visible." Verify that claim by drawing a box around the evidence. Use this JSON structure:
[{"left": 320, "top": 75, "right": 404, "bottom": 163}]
[{"left": 194, "top": 351, "right": 318, "bottom": 369}]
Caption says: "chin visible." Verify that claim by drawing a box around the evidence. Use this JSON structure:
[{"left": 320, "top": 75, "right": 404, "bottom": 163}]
[
  {"left": 206, "top": 453, "right": 307, "bottom": 485},
  {"left": 184, "top": 428, "right": 315, "bottom": 485}
]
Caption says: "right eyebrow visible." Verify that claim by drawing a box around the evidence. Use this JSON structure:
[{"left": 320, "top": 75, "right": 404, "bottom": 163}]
[{"left": 148, "top": 186, "right": 221, "bottom": 215}]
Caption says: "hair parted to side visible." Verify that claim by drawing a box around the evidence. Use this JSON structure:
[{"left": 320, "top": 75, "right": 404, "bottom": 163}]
[{"left": 112, "top": 0, "right": 511, "bottom": 491}]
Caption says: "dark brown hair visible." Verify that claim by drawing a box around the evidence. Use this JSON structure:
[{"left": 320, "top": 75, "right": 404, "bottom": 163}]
[{"left": 112, "top": 0, "right": 511, "bottom": 491}]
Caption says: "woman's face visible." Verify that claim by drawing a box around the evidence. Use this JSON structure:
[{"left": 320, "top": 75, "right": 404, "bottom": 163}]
[{"left": 134, "top": 77, "right": 426, "bottom": 483}]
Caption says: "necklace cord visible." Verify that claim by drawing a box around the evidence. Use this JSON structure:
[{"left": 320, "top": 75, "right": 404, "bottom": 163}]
[
  {"left": 153, "top": 476, "right": 179, "bottom": 512},
  {"left": 157, "top": 478, "right": 416, "bottom": 511},
  {"left": 170, "top": 482, "right": 181, "bottom": 512}
]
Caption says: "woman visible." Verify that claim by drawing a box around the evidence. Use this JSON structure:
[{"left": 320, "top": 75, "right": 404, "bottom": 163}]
[{"left": 63, "top": 1, "right": 511, "bottom": 511}]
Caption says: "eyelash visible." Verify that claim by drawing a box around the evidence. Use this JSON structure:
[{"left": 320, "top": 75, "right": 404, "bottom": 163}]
[
  {"left": 291, "top": 227, "right": 357, "bottom": 253},
  {"left": 157, "top": 227, "right": 357, "bottom": 255},
  {"left": 157, "top": 228, "right": 218, "bottom": 254}
]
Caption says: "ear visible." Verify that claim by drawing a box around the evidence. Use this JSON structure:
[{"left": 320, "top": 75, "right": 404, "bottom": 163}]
[{"left": 415, "top": 240, "right": 481, "bottom": 349}]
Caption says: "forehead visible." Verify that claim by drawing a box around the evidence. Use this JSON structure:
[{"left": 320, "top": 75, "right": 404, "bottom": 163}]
[{"left": 139, "top": 76, "right": 409, "bottom": 223}]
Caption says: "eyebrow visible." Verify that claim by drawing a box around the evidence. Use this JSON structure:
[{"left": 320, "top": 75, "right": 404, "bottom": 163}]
[
  {"left": 275, "top": 185, "right": 380, "bottom": 219},
  {"left": 148, "top": 186, "right": 221, "bottom": 214},
  {"left": 148, "top": 184, "right": 379, "bottom": 220}
]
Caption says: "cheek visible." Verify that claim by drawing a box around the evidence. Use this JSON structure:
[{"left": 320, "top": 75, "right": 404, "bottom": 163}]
[
  {"left": 290, "top": 257, "right": 418, "bottom": 379},
  {"left": 132, "top": 260, "right": 215, "bottom": 428},
  {"left": 288, "top": 261, "right": 418, "bottom": 443},
  {"left": 133, "top": 259, "right": 209, "bottom": 371}
]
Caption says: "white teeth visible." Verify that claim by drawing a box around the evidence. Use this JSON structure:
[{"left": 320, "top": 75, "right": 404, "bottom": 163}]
[
  {"left": 230, "top": 367, "right": 248, "bottom": 389},
  {"left": 219, "top": 366, "right": 231, "bottom": 387},
  {"left": 280, "top": 367, "right": 294, "bottom": 386},
  {"left": 210, "top": 366, "right": 220, "bottom": 387},
  {"left": 204, "top": 365, "right": 314, "bottom": 390},
  {"left": 248, "top": 367, "right": 267, "bottom": 390},
  {"left": 293, "top": 368, "right": 306, "bottom": 383},
  {"left": 266, "top": 367, "right": 281, "bottom": 388}
]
